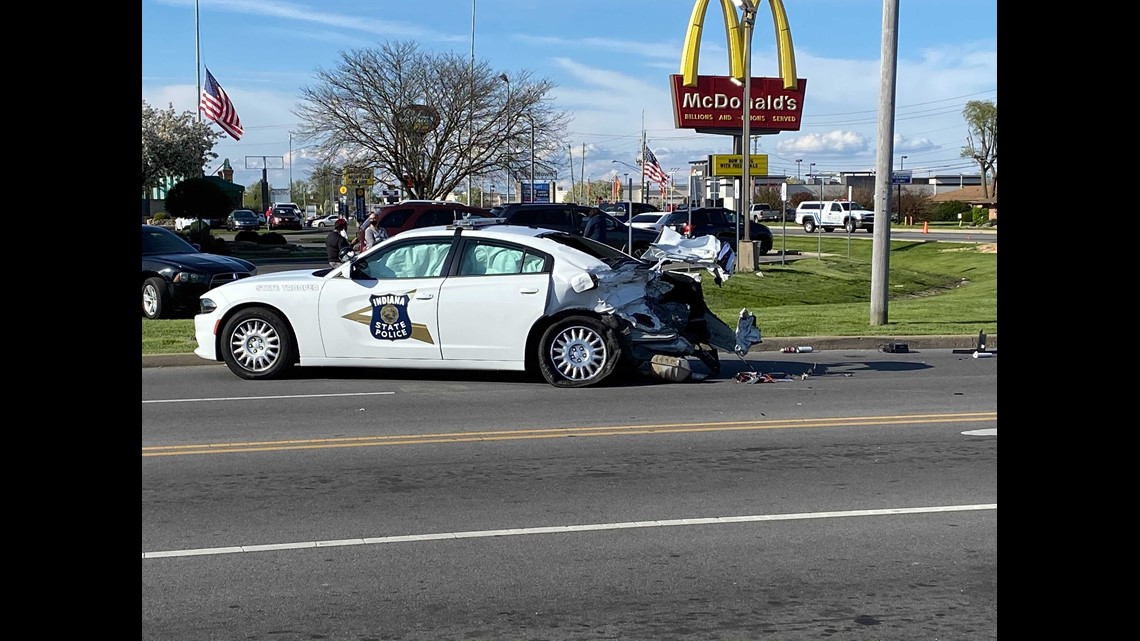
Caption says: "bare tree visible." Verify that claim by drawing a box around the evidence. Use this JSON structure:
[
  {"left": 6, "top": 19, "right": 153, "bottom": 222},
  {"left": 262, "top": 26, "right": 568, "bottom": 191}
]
[
  {"left": 293, "top": 41, "right": 570, "bottom": 201},
  {"left": 960, "top": 100, "right": 997, "bottom": 199}
]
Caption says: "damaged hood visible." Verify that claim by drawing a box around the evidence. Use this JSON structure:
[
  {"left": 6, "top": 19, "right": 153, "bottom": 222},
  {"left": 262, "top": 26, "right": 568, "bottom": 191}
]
[{"left": 582, "top": 229, "right": 759, "bottom": 357}]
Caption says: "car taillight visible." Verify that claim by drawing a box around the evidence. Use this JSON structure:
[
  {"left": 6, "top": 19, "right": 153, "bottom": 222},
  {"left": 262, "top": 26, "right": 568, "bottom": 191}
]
[{"left": 683, "top": 223, "right": 693, "bottom": 235}]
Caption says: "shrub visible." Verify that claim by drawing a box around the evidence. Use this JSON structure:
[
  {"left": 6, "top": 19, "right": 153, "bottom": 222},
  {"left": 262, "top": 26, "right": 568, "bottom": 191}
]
[
  {"left": 152, "top": 212, "right": 169, "bottom": 222},
  {"left": 926, "top": 200, "right": 972, "bottom": 223},
  {"left": 260, "top": 232, "right": 288, "bottom": 245},
  {"left": 971, "top": 209, "right": 990, "bottom": 227},
  {"left": 234, "top": 230, "right": 260, "bottom": 243}
]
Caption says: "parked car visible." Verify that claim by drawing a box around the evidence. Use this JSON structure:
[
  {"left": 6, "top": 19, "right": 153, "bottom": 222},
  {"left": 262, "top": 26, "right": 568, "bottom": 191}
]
[
  {"left": 659, "top": 207, "right": 773, "bottom": 255},
  {"left": 256, "top": 210, "right": 267, "bottom": 224},
  {"left": 374, "top": 201, "right": 496, "bottom": 238},
  {"left": 494, "top": 203, "right": 660, "bottom": 258},
  {"left": 267, "top": 203, "right": 303, "bottom": 230},
  {"left": 226, "top": 209, "right": 261, "bottom": 231},
  {"left": 309, "top": 214, "right": 343, "bottom": 228},
  {"left": 628, "top": 212, "right": 668, "bottom": 232},
  {"left": 192, "top": 221, "right": 751, "bottom": 387},
  {"left": 598, "top": 201, "right": 660, "bottom": 223},
  {"left": 141, "top": 224, "right": 256, "bottom": 320}
]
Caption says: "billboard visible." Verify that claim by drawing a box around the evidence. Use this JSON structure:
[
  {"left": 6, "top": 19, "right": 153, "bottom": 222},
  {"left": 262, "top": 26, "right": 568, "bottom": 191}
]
[{"left": 671, "top": 0, "right": 804, "bottom": 134}]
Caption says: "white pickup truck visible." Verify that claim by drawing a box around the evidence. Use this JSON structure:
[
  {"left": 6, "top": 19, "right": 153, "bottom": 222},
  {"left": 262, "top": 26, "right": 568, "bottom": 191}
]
[{"left": 794, "top": 200, "right": 875, "bottom": 233}]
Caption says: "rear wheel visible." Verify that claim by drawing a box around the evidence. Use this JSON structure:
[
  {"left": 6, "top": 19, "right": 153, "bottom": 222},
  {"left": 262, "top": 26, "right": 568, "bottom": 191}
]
[
  {"left": 629, "top": 243, "right": 650, "bottom": 258},
  {"left": 220, "top": 308, "right": 295, "bottom": 380},
  {"left": 845, "top": 219, "right": 857, "bottom": 233},
  {"left": 802, "top": 219, "right": 816, "bottom": 233},
  {"left": 142, "top": 277, "right": 168, "bottom": 319},
  {"left": 538, "top": 316, "right": 620, "bottom": 388}
]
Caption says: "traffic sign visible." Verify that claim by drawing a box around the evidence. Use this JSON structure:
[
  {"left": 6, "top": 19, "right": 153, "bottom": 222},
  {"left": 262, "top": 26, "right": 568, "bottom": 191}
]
[
  {"left": 891, "top": 170, "right": 912, "bottom": 185},
  {"left": 343, "top": 166, "right": 376, "bottom": 186}
]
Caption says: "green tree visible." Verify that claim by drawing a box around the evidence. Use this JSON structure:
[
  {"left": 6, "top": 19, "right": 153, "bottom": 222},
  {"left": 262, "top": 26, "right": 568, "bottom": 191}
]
[
  {"left": 142, "top": 100, "right": 221, "bottom": 194},
  {"left": 293, "top": 40, "right": 570, "bottom": 201},
  {"left": 960, "top": 100, "right": 997, "bottom": 199}
]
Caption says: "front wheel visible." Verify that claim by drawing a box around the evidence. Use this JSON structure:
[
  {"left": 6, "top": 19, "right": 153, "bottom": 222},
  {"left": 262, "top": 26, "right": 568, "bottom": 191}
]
[
  {"left": 802, "top": 219, "right": 816, "bottom": 234},
  {"left": 220, "top": 308, "right": 295, "bottom": 380},
  {"left": 845, "top": 219, "right": 857, "bottom": 233},
  {"left": 629, "top": 243, "right": 650, "bottom": 259},
  {"left": 538, "top": 316, "right": 620, "bottom": 388},
  {"left": 142, "top": 277, "right": 168, "bottom": 319}
]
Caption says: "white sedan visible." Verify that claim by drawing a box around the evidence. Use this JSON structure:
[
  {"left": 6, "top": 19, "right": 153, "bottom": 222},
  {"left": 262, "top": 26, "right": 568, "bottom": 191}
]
[
  {"left": 309, "top": 214, "right": 343, "bottom": 228},
  {"left": 193, "top": 222, "right": 758, "bottom": 387},
  {"left": 628, "top": 212, "right": 668, "bottom": 232}
]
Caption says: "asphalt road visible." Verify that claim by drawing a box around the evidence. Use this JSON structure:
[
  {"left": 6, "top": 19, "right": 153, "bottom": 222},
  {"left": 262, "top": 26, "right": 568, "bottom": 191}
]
[{"left": 142, "top": 347, "right": 997, "bottom": 639}]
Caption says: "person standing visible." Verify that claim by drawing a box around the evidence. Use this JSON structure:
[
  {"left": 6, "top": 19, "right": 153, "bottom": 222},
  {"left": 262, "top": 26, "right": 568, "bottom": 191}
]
[
  {"left": 583, "top": 208, "right": 606, "bottom": 242},
  {"left": 364, "top": 213, "right": 388, "bottom": 250},
  {"left": 325, "top": 219, "right": 351, "bottom": 268}
]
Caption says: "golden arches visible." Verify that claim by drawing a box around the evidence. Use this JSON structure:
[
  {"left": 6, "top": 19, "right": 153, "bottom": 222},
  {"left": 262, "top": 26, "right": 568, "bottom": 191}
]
[{"left": 679, "top": 0, "right": 798, "bottom": 90}]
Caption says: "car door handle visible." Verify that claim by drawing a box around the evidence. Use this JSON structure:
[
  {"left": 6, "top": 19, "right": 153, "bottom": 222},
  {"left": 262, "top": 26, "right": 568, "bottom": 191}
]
[
  {"left": 519, "top": 287, "right": 540, "bottom": 294},
  {"left": 415, "top": 292, "right": 435, "bottom": 300}
]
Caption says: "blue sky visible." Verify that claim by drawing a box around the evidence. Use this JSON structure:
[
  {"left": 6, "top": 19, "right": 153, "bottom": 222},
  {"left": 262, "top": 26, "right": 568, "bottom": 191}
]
[{"left": 141, "top": 0, "right": 996, "bottom": 193}]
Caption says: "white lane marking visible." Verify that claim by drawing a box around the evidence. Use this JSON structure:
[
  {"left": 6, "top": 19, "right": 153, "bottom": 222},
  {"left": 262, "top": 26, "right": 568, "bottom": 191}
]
[
  {"left": 142, "top": 391, "right": 396, "bottom": 404},
  {"left": 143, "top": 503, "right": 996, "bottom": 559},
  {"left": 962, "top": 428, "right": 997, "bottom": 436}
]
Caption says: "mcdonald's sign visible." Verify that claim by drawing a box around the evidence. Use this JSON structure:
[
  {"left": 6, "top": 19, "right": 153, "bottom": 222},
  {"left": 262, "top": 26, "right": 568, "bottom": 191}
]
[{"left": 670, "top": 0, "right": 806, "bottom": 134}]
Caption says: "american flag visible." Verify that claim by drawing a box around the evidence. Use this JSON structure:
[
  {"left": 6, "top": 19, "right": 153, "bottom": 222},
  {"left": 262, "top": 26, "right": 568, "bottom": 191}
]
[
  {"left": 199, "top": 68, "right": 243, "bottom": 140},
  {"left": 642, "top": 147, "right": 668, "bottom": 185}
]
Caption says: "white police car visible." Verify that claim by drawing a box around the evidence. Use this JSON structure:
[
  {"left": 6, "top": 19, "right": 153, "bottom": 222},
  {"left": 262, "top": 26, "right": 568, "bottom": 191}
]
[{"left": 193, "top": 221, "right": 759, "bottom": 387}]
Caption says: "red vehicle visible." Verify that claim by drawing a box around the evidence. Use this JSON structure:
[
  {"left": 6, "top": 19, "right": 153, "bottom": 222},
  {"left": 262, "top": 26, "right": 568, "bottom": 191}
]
[{"left": 374, "top": 201, "right": 495, "bottom": 238}]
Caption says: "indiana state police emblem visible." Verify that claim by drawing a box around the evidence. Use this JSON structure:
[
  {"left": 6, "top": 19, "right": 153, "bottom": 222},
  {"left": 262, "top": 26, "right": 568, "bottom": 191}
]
[{"left": 370, "top": 293, "right": 412, "bottom": 341}]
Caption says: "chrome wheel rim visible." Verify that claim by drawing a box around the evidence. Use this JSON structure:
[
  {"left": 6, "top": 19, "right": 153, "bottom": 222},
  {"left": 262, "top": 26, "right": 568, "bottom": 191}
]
[
  {"left": 142, "top": 283, "right": 159, "bottom": 317},
  {"left": 228, "top": 318, "right": 282, "bottom": 373},
  {"left": 549, "top": 325, "right": 606, "bottom": 381}
]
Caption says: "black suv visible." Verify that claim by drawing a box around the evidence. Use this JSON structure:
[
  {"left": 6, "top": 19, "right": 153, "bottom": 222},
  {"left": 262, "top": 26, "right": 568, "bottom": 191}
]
[
  {"left": 496, "top": 203, "right": 660, "bottom": 258},
  {"left": 659, "top": 207, "right": 773, "bottom": 255}
]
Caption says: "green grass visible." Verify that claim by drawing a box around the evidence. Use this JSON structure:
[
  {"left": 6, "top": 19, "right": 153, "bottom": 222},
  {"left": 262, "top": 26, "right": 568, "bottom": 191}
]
[{"left": 141, "top": 236, "right": 996, "bottom": 355}]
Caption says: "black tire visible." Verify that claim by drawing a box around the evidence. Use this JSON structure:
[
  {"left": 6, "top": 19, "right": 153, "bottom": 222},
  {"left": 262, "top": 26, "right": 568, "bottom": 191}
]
[
  {"left": 803, "top": 219, "right": 816, "bottom": 234},
  {"left": 845, "top": 219, "right": 857, "bottom": 233},
  {"left": 757, "top": 239, "right": 772, "bottom": 256},
  {"left": 537, "top": 315, "right": 620, "bottom": 388},
  {"left": 630, "top": 243, "right": 650, "bottom": 259},
  {"left": 142, "top": 277, "right": 169, "bottom": 320},
  {"left": 220, "top": 308, "right": 295, "bottom": 380}
]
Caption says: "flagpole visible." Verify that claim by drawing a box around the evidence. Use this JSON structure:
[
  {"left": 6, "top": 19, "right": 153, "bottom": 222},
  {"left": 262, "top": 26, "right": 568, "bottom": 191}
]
[{"left": 195, "top": 0, "right": 202, "bottom": 121}]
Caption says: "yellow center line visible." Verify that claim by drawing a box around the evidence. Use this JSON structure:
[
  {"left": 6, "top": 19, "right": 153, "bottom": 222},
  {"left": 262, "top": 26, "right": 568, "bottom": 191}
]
[{"left": 143, "top": 412, "right": 996, "bottom": 457}]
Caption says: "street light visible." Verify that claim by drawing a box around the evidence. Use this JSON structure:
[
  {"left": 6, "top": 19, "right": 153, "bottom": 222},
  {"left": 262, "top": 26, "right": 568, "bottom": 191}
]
[
  {"left": 730, "top": 0, "right": 757, "bottom": 245},
  {"left": 499, "top": 73, "right": 511, "bottom": 204},
  {"left": 612, "top": 159, "right": 641, "bottom": 206}
]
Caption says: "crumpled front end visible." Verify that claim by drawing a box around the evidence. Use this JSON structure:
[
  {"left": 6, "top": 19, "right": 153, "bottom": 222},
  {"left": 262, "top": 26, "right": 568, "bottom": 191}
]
[{"left": 587, "top": 229, "right": 761, "bottom": 372}]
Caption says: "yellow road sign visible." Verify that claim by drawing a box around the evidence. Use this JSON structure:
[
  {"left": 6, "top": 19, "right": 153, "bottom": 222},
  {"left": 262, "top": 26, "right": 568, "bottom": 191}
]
[{"left": 708, "top": 154, "right": 769, "bottom": 177}]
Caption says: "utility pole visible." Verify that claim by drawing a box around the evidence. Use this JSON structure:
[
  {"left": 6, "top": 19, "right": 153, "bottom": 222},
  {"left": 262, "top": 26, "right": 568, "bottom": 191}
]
[
  {"left": 870, "top": 0, "right": 900, "bottom": 326},
  {"left": 639, "top": 128, "right": 647, "bottom": 204}
]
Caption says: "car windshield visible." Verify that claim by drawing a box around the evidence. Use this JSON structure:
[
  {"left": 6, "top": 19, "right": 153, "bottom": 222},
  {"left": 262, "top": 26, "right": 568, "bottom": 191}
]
[
  {"left": 631, "top": 213, "right": 662, "bottom": 223},
  {"left": 142, "top": 226, "right": 198, "bottom": 255},
  {"left": 839, "top": 202, "right": 866, "bottom": 211},
  {"left": 233, "top": 211, "right": 256, "bottom": 220}
]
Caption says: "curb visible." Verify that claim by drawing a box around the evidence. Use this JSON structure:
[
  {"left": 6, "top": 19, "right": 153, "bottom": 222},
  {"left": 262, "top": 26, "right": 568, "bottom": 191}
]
[{"left": 142, "top": 334, "right": 996, "bottom": 368}]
